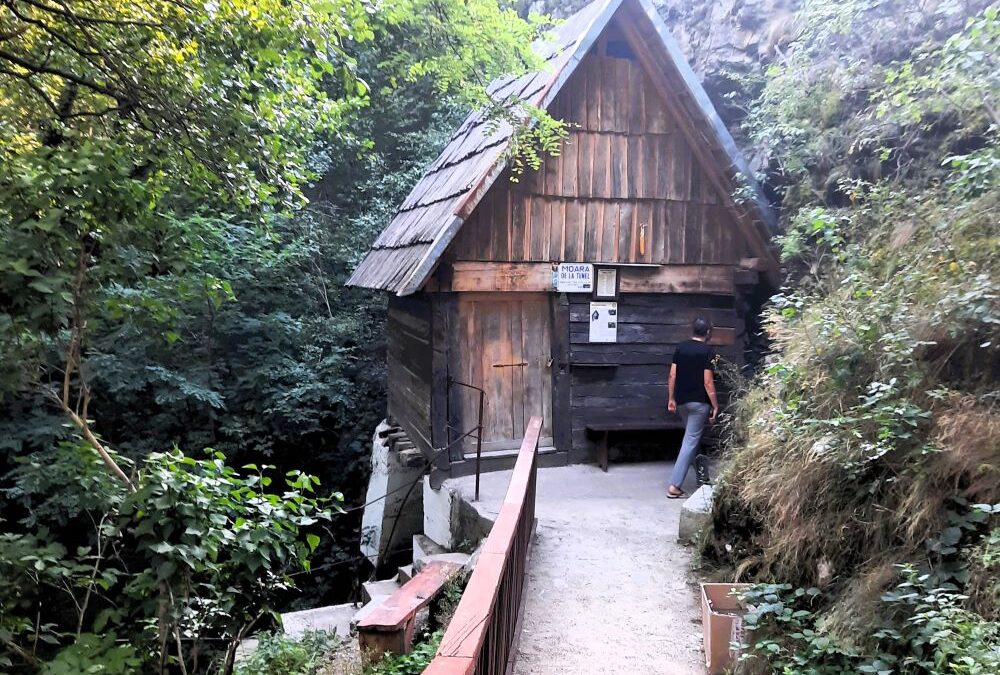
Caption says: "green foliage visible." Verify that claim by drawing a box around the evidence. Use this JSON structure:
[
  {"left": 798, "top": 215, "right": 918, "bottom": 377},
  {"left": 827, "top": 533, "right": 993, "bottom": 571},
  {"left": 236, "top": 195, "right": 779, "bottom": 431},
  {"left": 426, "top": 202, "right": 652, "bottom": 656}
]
[
  {"left": 0, "top": 0, "right": 563, "bottom": 432},
  {"left": 877, "top": 6, "right": 1000, "bottom": 132},
  {"left": 382, "top": 1, "right": 547, "bottom": 101},
  {"left": 0, "top": 0, "right": 561, "bottom": 397},
  {"left": 0, "top": 0, "right": 361, "bottom": 202},
  {"left": 706, "top": 1, "right": 1000, "bottom": 672},
  {"left": 509, "top": 102, "right": 571, "bottom": 177},
  {"left": 374, "top": 0, "right": 565, "bottom": 175},
  {"left": 0, "top": 446, "right": 334, "bottom": 673},
  {"left": 0, "top": 529, "right": 92, "bottom": 663},
  {"left": 119, "top": 452, "right": 337, "bottom": 657},
  {"left": 739, "top": 569, "right": 1000, "bottom": 674},
  {"left": 1, "top": 1, "right": 561, "bottom": 671},
  {"left": 38, "top": 634, "right": 142, "bottom": 675},
  {"left": 776, "top": 207, "right": 848, "bottom": 263},
  {"left": 5, "top": 441, "right": 127, "bottom": 528},
  {"left": 366, "top": 630, "right": 442, "bottom": 675},
  {"left": 233, "top": 631, "right": 337, "bottom": 675}
]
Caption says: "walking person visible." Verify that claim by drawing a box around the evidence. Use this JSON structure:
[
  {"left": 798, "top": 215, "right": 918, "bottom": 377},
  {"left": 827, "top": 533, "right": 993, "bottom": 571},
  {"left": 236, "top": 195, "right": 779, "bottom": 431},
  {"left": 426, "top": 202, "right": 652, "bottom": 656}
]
[{"left": 666, "top": 318, "right": 719, "bottom": 498}]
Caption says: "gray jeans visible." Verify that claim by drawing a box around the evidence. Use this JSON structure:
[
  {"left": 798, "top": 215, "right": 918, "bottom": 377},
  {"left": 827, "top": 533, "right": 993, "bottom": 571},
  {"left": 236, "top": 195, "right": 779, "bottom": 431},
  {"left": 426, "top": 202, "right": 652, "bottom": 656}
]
[{"left": 670, "top": 402, "right": 710, "bottom": 488}]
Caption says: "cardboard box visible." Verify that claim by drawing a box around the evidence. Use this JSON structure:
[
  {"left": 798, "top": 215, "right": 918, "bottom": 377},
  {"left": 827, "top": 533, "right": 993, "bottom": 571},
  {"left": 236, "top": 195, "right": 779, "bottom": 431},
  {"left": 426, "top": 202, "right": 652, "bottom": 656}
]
[{"left": 701, "top": 583, "right": 750, "bottom": 674}]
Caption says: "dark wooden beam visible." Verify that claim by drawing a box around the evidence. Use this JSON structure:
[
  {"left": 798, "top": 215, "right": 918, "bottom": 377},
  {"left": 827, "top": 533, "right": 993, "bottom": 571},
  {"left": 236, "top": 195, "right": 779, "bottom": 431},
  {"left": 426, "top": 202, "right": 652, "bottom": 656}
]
[
  {"left": 449, "top": 261, "right": 554, "bottom": 292},
  {"left": 550, "top": 293, "right": 572, "bottom": 452},
  {"left": 431, "top": 294, "right": 455, "bottom": 462}
]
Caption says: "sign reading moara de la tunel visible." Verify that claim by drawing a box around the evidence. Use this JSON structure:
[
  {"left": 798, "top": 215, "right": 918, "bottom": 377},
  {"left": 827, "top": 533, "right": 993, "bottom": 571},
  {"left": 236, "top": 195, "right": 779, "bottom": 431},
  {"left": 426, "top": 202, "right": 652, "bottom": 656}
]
[{"left": 556, "top": 263, "right": 595, "bottom": 292}]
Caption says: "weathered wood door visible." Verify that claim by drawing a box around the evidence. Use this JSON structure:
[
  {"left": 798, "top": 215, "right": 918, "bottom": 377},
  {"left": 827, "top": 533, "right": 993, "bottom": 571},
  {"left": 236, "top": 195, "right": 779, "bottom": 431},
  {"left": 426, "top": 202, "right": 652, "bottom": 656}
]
[{"left": 452, "top": 293, "right": 553, "bottom": 453}]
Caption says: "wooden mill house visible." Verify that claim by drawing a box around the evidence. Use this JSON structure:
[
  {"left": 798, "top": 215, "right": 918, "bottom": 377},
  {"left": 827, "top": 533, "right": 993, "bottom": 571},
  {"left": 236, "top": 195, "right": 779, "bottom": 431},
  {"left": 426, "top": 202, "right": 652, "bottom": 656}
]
[{"left": 348, "top": 0, "right": 779, "bottom": 481}]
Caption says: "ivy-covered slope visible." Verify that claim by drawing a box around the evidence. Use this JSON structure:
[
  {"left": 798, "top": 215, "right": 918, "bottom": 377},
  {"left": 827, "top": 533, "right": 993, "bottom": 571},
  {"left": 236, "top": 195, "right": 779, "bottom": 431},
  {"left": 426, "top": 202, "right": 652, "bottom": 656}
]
[{"left": 704, "top": 1, "right": 1000, "bottom": 672}]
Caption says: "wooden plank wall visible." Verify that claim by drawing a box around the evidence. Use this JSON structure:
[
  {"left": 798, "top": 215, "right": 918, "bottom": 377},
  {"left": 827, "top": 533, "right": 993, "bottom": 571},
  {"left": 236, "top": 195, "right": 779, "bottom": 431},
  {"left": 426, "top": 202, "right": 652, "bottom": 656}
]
[
  {"left": 450, "top": 47, "right": 744, "bottom": 266},
  {"left": 387, "top": 295, "right": 434, "bottom": 454},
  {"left": 565, "top": 293, "right": 745, "bottom": 460}
]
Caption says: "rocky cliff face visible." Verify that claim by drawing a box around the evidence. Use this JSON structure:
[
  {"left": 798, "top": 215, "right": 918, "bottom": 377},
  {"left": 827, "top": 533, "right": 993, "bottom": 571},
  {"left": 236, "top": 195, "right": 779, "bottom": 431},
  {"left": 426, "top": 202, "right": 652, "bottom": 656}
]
[
  {"left": 526, "top": 0, "right": 985, "bottom": 170},
  {"left": 656, "top": 0, "right": 799, "bottom": 120},
  {"left": 526, "top": 0, "right": 800, "bottom": 124}
]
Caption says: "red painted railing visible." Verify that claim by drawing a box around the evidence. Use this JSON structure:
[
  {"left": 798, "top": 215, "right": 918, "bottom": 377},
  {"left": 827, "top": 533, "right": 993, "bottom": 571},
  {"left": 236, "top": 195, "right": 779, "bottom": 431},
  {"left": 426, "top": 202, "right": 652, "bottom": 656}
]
[{"left": 423, "top": 416, "right": 542, "bottom": 675}]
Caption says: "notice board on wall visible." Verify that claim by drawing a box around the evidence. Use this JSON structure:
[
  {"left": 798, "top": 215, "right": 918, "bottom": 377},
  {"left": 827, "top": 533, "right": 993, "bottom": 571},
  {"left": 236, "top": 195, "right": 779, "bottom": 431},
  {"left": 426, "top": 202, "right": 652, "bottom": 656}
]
[{"left": 589, "top": 301, "right": 618, "bottom": 343}]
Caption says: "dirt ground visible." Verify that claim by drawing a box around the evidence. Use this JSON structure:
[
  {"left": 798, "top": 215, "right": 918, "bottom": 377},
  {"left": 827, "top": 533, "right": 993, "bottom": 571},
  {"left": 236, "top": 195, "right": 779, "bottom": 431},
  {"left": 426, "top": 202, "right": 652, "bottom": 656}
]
[
  {"left": 452, "top": 461, "right": 706, "bottom": 675},
  {"left": 318, "top": 637, "right": 362, "bottom": 675}
]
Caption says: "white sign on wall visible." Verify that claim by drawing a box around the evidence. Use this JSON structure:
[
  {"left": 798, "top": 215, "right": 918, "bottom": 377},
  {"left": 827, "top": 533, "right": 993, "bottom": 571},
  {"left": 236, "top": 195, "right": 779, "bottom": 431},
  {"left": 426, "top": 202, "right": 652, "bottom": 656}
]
[
  {"left": 555, "top": 263, "right": 594, "bottom": 292},
  {"left": 589, "top": 301, "right": 618, "bottom": 343}
]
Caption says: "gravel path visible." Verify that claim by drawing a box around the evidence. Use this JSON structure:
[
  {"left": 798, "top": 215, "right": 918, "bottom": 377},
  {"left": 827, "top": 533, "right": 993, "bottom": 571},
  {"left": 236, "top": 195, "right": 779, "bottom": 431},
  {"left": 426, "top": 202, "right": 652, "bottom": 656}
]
[{"left": 510, "top": 462, "right": 704, "bottom": 675}]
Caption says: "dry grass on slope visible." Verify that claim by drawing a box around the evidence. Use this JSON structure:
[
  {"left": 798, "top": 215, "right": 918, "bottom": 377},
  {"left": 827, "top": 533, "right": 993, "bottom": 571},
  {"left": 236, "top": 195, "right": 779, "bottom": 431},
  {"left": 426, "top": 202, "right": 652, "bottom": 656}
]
[{"left": 704, "top": 181, "right": 1000, "bottom": 627}]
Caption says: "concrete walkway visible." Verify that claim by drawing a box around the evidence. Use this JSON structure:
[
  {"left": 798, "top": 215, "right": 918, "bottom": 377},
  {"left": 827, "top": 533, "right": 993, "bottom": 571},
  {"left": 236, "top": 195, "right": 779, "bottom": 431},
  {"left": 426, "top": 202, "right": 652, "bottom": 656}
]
[{"left": 449, "top": 461, "right": 705, "bottom": 675}]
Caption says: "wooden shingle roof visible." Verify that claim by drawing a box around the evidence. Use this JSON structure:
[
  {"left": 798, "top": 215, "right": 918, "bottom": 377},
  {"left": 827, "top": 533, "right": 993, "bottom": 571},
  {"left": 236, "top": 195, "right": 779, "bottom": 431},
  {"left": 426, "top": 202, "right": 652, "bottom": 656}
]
[{"left": 347, "top": 0, "right": 778, "bottom": 295}]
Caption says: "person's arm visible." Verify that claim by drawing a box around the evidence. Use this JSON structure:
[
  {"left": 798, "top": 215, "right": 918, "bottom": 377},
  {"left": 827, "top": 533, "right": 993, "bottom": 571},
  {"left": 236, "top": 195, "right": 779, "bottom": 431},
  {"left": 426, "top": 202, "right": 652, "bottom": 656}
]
[
  {"left": 704, "top": 368, "right": 719, "bottom": 422},
  {"left": 667, "top": 363, "right": 677, "bottom": 412}
]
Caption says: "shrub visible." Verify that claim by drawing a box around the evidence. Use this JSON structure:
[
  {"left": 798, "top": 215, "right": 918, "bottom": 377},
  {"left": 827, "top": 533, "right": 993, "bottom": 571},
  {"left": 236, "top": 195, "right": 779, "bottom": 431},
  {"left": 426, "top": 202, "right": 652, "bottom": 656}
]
[
  {"left": 234, "top": 631, "right": 337, "bottom": 675},
  {"left": 0, "top": 448, "right": 335, "bottom": 674},
  {"left": 705, "top": 1, "right": 1000, "bottom": 671},
  {"left": 37, "top": 634, "right": 142, "bottom": 675},
  {"left": 365, "top": 630, "right": 442, "bottom": 675},
  {"left": 738, "top": 569, "right": 1000, "bottom": 674}
]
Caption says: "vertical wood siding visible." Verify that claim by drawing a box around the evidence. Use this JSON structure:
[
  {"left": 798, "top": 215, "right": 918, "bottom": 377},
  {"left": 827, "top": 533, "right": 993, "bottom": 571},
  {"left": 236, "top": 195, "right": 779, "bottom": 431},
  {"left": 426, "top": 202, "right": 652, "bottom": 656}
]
[
  {"left": 387, "top": 295, "right": 434, "bottom": 453},
  {"left": 450, "top": 45, "right": 745, "bottom": 266}
]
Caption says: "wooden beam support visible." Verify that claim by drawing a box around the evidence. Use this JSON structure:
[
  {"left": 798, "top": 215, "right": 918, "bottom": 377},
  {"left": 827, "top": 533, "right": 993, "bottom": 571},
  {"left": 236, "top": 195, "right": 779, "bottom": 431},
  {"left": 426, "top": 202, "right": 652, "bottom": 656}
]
[
  {"left": 550, "top": 293, "right": 572, "bottom": 452},
  {"left": 358, "top": 561, "right": 464, "bottom": 665},
  {"left": 708, "top": 327, "right": 737, "bottom": 346},
  {"left": 430, "top": 295, "right": 455, "bottom": 463},
  {"left": 735, "top": 269, "right": 759, "bottom": 287},
  {"left": 448, "top": 262, "right": 554, "bottom": 292},
  {"left": 449, "top": 262, "right": 735, "bottom": 295},
  {"left": 616, "top": 265, "right": 734, "bottom": 295}
]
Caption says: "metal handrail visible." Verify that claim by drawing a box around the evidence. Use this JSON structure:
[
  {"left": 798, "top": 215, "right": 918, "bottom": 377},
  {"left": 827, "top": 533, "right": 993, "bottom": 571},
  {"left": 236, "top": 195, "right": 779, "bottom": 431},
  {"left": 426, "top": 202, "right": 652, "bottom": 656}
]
[
  {"left": 447, "top": 377, "right": 486, "bottom": 500},
  {"left": 423, "top": 416, "right": 541, "bottom": 675}
]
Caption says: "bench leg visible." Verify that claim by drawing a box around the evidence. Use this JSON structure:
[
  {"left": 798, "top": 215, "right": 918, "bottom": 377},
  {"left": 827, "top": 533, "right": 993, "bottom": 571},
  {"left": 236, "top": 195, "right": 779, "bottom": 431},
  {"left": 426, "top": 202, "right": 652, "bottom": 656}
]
[
  {"left": 598, "top": 431, "right": 609, "bottom": 472},
  {"left": 402, "top": 615, "right": 416, "bottom": 653},
  {"left": 359, "top": 627, "right": 409, "bottom": 666}
]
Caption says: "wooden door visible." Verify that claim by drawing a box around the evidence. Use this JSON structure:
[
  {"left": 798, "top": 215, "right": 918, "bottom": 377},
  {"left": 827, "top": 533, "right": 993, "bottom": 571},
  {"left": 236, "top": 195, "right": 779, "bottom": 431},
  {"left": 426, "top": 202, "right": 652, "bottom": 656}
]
[{"left": 453, "top": 293, "right": 553, "bottom": 454}]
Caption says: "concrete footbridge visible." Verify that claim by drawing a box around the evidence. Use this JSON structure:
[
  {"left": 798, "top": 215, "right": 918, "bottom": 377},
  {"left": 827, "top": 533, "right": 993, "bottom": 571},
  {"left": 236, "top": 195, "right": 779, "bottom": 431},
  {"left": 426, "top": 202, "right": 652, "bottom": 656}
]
[
  {"left": 289, "top": 417, "right": 715, "bottom": 674},
  {"left": 447, "top": 459, "right": 706, "bottom": 674}
]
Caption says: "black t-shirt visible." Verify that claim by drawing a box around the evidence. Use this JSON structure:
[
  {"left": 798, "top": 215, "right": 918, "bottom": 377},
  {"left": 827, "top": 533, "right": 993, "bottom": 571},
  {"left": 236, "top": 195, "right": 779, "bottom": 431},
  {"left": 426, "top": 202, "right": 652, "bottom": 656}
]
[{"left": 671, "top": 339, "right": 715, "bottom": 405}]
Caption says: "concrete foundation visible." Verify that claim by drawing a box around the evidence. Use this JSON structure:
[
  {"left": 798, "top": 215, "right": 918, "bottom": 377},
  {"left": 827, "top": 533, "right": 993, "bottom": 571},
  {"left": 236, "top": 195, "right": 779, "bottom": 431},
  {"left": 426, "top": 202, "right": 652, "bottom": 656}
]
[
  {"left": 412, "top": 533, "right": 447, "bottom": 561},
  {"left": 282, "top": 603, "right": 356, "bottom": 640},
  {"left": 360, "top": 420, "right": 426, "bottom": 569},
  {"left": 422, "top": 475, "right": 493, "bottom": 551}
]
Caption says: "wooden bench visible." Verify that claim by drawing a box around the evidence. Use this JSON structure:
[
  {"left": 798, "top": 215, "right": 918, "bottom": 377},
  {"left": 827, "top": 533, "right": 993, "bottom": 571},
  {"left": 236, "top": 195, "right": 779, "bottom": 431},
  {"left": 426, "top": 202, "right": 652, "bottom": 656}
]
[
  {"left": 356, "top": 560, "right": 463, "bottom": 663},
  {"left": 585, "top": 421, "right": 678, "bottom": 472}
]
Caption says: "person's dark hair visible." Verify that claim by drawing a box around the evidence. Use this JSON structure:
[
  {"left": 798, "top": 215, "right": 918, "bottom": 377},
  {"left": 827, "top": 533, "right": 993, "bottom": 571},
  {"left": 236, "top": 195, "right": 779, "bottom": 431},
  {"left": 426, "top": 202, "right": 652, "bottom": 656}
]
[{"left": 692, "top": 317, "right": 712, "bottom": 337}]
